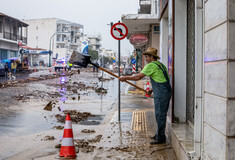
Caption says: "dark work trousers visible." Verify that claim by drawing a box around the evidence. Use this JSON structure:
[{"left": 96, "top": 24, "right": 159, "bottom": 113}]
[{"left": 151, "top": 78, "right": 172, "bottom": 140}]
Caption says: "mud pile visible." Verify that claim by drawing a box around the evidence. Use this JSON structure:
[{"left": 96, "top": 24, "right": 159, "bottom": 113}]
[
  {"left": 43, "top": 101, "right": 56, "bottom": 111},
  {"left": 0, "top": 70, "right": 77, "bottom": 89},
  {"left": 55, "top": 110, "right": 95, "bottom": 123},
  {"left": 81, "top": 129, "right": 96, "bottom": 133},
  {"left": 41, "top": 135, "right": 55, "bottom": 141},
  {"left": 95, "top": 87, "right": 107, "bottom": 94},
  {"left": 74, "top": 135, "right": 102, "bottom": 153},
  {"left": 98, "top": 76, "right": 113, "bottom": 82},
  {"left": 13, "top": 90, "right": 62, "bottom": 102}
]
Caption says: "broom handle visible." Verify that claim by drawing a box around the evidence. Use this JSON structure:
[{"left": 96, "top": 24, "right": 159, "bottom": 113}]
[{"left": 91, "top": 63, "right": 146, "bottom": 93}]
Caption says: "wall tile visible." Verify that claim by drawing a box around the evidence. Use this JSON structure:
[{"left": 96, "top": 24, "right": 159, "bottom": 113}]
[
  {"left": 204, "top": 123, "right": 226, "bottom": 160},
  {"left": 227, "top": 138, "right": 235, "bottom": 160},
  {"left": 229, "top": 23, "right": 235, "bottom": 59},
  {"left": 205, "top": 0, "right": 227, "bottom": 31},
  {"left": 205, "top": 61, "right": 227, "bottom": 97},
  {"left": 204, "top": 93, "right": 227, "bottom": 135},
  {"left": 227, "top": 100, "right": 235, "bottom": 136},
  {"left": 229, "top": 0, "right": 235, "bottom": 20},
  {"left": 205, "top": 22, "right": 227, "bottom": 62},
  {"left": 228, "top": 62, "right": 235, "bottom": 97}
]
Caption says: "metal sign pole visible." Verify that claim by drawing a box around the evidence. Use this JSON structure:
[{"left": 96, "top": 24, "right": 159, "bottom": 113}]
[
  {"left": 110, "top": 21, "right": 128, "bottom": 122},
  {"left": 118, "top": 39, "right": 121, "bottom": 122}
]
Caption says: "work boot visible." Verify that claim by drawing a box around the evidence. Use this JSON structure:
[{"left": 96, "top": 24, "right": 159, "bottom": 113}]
[
  {"left": 150, "top": 135, "right": 157, "bottom": 140},
  {"left": 150, "top": 138, "right": 166, "bottom": 145}
]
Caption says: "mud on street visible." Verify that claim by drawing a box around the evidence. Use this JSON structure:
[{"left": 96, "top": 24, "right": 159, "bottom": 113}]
[
  {"left": 0, "top": 68, "right": 176, "bottom": 160},
  {"left": 0, "top": 68, "right": 122, "bottom": 160}
]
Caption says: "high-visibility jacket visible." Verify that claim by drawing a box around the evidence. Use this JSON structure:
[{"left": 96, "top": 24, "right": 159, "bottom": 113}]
[{"left": 11, "top": 62, "right": 17, "bottom": 69}]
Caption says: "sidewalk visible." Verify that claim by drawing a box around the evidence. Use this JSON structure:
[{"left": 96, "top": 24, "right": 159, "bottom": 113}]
[{"left": 92, "top": 80, "right": 177, "bottom": 160}]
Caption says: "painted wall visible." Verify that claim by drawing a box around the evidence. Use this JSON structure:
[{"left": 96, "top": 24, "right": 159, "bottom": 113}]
[
  {"left": 23, "top": 18, "right": 56, "bottom": 50},
  {"left": 160, "top": 18, "right": 169, "bottom": 68}
]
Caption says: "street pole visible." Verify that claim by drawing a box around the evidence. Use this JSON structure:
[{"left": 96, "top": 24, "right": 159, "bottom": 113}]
[
  {"left": 136, "top": 50, "right": 139, "bottom": 72},
  {"left": 101, "top": 53, "right": 104, "bottom": 88},
  {"left": 117, "top": 20, "right": 121, "bottom": 122},
  {"left": 118, "top": 39, "right": 121, "bottom": 122},
  {"left": 49, "top": 32, "right": 69, "bottom": 67},
  {"left": 49, "top": 32, "right": 57, "bottom": 67}
]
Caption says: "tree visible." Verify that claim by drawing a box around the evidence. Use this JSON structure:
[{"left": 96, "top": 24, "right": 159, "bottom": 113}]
[
  {"left": 89, "top": 48, "right": 98, "bottom": 61},
  {"left": 103, "top": 56, "right": 112, "bottom": 65}
]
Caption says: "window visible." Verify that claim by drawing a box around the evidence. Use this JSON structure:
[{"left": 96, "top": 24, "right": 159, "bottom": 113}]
[
  {"left": 0, "top": 21, "right": 2, "bottom": 33},
  {"left": 154, "top": 26, "right": 160, "bottom": 34},
  {"left": 13, "top": 26, "right": 17, "bottom": 35}
]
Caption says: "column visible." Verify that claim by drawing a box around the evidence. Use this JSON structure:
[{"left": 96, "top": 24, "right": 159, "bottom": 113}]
[{"left": 203, "top": 0, "right": 235, "bottom": 159}]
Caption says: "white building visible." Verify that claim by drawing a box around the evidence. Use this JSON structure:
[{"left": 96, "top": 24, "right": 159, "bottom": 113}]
[
  {"left": 100, "top": 48, "right": 116, "bottom": 59},
  {"left": 23, "top": 18, "right": 83, "bottom": 65},
  {"left": 0, "top": 12, "right": 28, "bottom": 60},
  {"left": 122, "top": 0, "right": 235, "bottom": 160},
  {"left": 87, "top": 35, "right": 102, "bottom": 51}
]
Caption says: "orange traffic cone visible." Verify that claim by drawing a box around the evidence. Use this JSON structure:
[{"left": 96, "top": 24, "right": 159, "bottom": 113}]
[
  {"left": 145, "top": 81, "right": 151, "bottom": 97},
  {"left": 59, "top": 113, "right": 76, "bottom": 158},
  {"left": 49, "top": 67, "right": 51, "bottom": 72},
  {"left": 63, "top": 67, "right": 65, "bottom": 72}
]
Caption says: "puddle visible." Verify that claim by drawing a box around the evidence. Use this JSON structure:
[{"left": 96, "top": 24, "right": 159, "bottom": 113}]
[
  {"left": 79, "top": 115, "right": 104, "bottom": 125},
  {"left": 0, "top": 109, "right": 58, "bottom": 136}
]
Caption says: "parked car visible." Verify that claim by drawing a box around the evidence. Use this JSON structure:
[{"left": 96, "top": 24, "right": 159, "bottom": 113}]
[{"left": 0, "top": 62, "right": 5, "bottom": 76}]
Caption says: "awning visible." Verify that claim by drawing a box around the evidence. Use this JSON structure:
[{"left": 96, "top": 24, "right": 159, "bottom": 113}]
[{"left": 121, "top": 14, "right": 159, "bottom": 39}]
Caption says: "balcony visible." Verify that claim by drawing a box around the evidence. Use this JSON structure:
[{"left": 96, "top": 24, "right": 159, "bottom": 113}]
[
  {"left": 3, "top": 31, "right": 27, "bottom": 43},
  {"left": 140, "top": 0, "right": 151, "bottom": 6},
  {"left": 139, "top": 0, "right": 151, "bottom": 14}
]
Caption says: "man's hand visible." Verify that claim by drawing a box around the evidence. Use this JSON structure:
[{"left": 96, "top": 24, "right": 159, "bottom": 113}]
[
  {"left": 119, "top": 76, "right": 127, "bottom": 81},
  {"left": 146, "top": 89, "right": 153, "bottom": 95}
]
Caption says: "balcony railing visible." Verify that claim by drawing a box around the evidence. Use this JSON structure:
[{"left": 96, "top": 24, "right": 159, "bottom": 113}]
[
  {"left": 3, "top": 31, "right": 27, "bottom": 43},
  {"left": 4, "top": 32, "right": 17, "bottom": 41}
]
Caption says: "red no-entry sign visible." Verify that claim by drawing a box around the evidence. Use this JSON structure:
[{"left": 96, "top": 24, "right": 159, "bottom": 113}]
[{"left": 110, "top": 22, "right": 128, "bottom": 40}]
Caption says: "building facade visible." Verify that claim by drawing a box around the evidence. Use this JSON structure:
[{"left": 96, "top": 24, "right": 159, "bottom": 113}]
[
  {"left": 23, "top": 18, "right": 83, "bottom": 65},
  {"left": 87, "top": 35, "right": 102, "bottom": 51},
  {"left": 0, "top": 13, "right": 28, "bottom": 60},
  {"left": 122, "top": 0, "right": 160, "bottom": 71},
  {"left": 122, "top": 0, "right": 235, "bottom": 159}
]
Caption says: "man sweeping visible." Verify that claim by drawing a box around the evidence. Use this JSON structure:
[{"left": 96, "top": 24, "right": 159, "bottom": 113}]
[{"left": 119, "top": 47, "right": 172, "bottom": 144}]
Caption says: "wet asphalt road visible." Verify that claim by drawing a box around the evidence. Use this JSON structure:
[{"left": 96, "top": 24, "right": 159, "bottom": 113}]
[{"left": 0, "top": 68, "right": 126, "bottom": 159}]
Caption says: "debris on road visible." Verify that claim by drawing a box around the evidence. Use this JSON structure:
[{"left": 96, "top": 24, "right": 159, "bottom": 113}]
[
  {"left": 41, "top": 135, "right": 55, "bottom": 141},
  {"left": 0, "top": 70, "right": 77, "bottom": 89},
  {"left": 55, "top": 144, "right": 61, "bottom": 148},
  {"left": 95, "top": 87, "right": 107, "bottom": 94},
  {"left": 55, "top": 110, "right": 95, "bottom": 123},
  {"left": 44, "top": 101, "right": 56, "bottom": 111},
  {"left": 52, "top": 125, "right": 64, "bottom": 130},
  {"left": 98, "top": 76, "right": 112, "bottom": 82},
  {"left": 87, "top": 135, "right": 102, "bottom": 143},
  {"left": 81, "top": 129, "right": 96, "bottom": 133}
]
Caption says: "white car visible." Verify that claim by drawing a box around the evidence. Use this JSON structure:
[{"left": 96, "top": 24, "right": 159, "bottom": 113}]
[{"left": 54, "top": 59, "right": 67, "bottom": 71}]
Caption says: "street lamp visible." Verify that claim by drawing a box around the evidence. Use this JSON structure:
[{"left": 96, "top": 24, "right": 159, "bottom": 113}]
[{"left": 49, "top": 31, "right": 69, "bottom": 67}]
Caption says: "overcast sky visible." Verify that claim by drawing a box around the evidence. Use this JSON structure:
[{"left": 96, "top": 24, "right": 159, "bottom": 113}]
[{"left": 0, "top": 0, "right": 139, "bottom": 56}]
